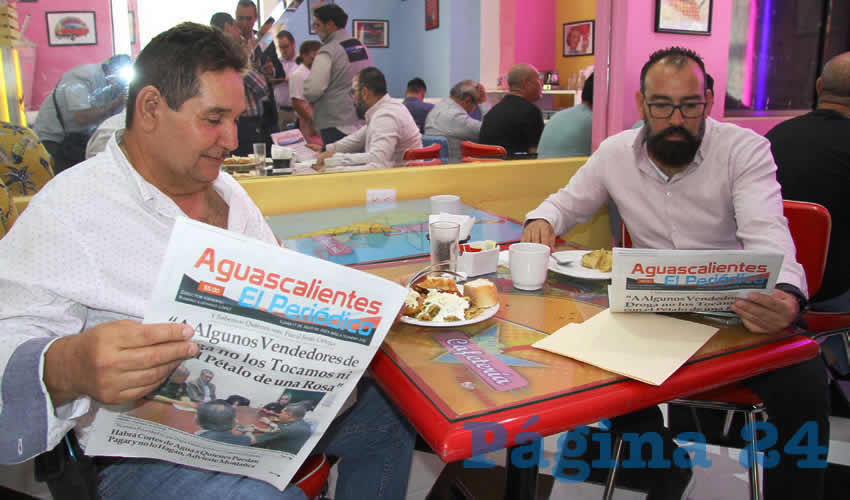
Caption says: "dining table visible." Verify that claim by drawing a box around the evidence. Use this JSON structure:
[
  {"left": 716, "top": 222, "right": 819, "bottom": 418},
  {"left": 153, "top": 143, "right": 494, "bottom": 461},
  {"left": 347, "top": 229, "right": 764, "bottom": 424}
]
[
  {"left": 266, "top": 199, "right": 819, "bottom": 500},
  {"left": 358, "top": 255, "right": 819, "bottom": 500}
]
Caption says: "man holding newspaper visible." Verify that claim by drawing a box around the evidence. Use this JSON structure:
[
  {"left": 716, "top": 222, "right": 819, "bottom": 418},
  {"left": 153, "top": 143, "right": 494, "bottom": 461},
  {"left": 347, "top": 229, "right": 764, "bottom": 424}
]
[
  {"left": 0, "top": 23, "right": 414, "bottom": 500},
  {"left": 523, "top": 47, "right": 828, "bottom": 500}
]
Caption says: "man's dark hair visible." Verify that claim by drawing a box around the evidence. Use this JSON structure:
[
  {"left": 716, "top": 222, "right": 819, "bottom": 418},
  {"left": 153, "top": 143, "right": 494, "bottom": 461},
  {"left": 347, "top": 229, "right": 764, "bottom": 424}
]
[
  {"left": 225, "top": 395, "right": 250, "bottom": 406},
  {"left": 277, "top": 30, "right": 295, "bottom": 44},
  {"left": 126, "top": 22, "right": 247, "bottom": 128},
  {"left": 313, "top": 4, "right": 348, "bottom": 29},
  {"left": 639, "top": 47, "right": 707, "bottom": 94},
  {"left": 236, "top": 0, "right": 257, "bottom": 15},
  {"left": 284, "top": 404, "right": 307, "bottom": 420},
  {"left": 263, "top": 402, "right": 284, "bottom": 412},
  {"left": 406, "top": 78, "right": 427, "bottom": 94},
  {"left": 357, "top": 67, "right": 387, "bottom": 96},
  {"left": 582, "top": 73, "right": 594, "bottom": 106},
  {"left": 197, "top": 399, "right": 236, "bottom": 432},
  {"left": 209, "top": 12, "right": 235, "bottom": 31}
]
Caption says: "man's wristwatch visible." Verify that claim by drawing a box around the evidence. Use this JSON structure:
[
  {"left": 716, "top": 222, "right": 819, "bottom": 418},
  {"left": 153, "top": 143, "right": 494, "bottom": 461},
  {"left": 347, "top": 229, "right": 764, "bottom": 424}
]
[{"left": 775, "top": 283, "right": 809, "bottom": 315}]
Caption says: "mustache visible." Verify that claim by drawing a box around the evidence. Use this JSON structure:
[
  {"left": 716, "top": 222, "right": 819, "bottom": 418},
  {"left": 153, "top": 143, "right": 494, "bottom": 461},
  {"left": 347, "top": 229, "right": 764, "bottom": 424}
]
[{"left": 653, "top": 125, "right": 698, "bottom": 142}]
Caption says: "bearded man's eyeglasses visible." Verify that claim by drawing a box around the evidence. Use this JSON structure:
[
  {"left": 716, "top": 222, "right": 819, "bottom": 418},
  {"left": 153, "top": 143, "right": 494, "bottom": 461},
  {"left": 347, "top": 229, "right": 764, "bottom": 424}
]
[{"left": 645, "top": 101, "right": 707, "bottom": 119}]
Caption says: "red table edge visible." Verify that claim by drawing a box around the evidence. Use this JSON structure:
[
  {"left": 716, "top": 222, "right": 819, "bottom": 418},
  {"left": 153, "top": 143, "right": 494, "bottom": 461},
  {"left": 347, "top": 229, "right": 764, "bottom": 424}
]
[{"left": 370, "top": 334, "right": 817, "bottom": 463}]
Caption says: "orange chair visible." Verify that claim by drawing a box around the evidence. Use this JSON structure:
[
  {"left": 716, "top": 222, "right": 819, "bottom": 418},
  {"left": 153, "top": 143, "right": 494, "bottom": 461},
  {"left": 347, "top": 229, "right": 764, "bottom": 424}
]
[
  {"left": 608, "top": 200, "right": 848, "bottom": 500},
  {"left": 292, "top": 454, "right": 331, "bottom": 499},
  {"left": 403, "top": 143, "right": 442, "bottom": 166},
  {"left": 460, "top": 141, "right": 506, "bottom": 162}
]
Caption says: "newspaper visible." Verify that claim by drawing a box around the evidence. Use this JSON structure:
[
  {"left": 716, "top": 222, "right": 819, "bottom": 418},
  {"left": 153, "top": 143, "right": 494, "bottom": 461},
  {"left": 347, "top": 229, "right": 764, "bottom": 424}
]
[
  {"left": 86, "top": 217, "right": 406, "bottom": 490},
  {"left": 608, "top": 248, "right": 783, "bottom": 313}
]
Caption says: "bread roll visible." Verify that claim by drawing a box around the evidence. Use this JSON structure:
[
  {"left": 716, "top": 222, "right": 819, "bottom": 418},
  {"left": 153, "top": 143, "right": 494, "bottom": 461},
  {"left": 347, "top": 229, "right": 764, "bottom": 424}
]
[{"left": 462, "top": 279, "right": 498, "bottom": 307}]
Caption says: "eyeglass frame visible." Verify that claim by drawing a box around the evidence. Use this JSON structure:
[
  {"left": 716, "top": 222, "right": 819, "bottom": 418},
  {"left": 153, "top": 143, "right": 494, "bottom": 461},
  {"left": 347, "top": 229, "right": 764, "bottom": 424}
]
[{"left": 641, "top": 94, "right": 708, "bottom": 119}]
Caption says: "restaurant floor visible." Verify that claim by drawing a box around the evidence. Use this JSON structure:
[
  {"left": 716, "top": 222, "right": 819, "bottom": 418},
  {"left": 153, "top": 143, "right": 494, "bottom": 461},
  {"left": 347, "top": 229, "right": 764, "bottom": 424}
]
[{"left": 380, "top": 409, "right": 850, "bottom": 500}]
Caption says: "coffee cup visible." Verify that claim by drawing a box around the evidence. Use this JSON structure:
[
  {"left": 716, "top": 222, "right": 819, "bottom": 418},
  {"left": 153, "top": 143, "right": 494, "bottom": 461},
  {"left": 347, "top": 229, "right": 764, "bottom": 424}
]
[
  {"left": 430, "top": 194, "right": 461, "bottom": 215},
  {"left": 509, "top": 242, "right": 550, "bottom": 290},
  {"left": 271, "top": 145, "right": 294, "bottom": 169}
]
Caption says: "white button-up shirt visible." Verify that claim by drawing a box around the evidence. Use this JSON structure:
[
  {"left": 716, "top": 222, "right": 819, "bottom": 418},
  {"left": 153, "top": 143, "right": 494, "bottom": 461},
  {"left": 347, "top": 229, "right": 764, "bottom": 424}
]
[
  {"left": 526, "top": 117, "right": 806, "bottom": 293},
  {"left": 0, "top": 133, "right": 276, "bottom": 462},
  {"left": 325, "top": 94, "right": 422, "bottom": 171}
]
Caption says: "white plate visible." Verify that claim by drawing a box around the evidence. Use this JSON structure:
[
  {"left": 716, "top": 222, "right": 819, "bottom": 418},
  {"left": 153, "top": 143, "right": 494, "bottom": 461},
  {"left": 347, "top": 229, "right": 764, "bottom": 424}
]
[
  {"left": 549, "top": 250, "right": 612, "bottom": 280},
  {"left": 400, "top": 303, "right": 500, "bottom": 327}
]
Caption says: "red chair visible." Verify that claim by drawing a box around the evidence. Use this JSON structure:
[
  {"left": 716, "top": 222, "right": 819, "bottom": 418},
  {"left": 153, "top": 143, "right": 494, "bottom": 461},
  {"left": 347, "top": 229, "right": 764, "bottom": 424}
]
[
  {"left": 607, "top": 200, "right": 848, "bottom": 500},
  {"left": 292, "top": 454, "right": 331, "bottom": 499},
  {"left": 460, "top": 141, "right": 506, "bottom": 162},
  {"left": 403, "top": 143, "right": 442, "bottom": 166}
]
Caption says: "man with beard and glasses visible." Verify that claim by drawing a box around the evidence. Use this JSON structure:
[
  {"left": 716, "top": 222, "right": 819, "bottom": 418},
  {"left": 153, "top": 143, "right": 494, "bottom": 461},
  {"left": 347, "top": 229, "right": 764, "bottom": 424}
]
[
  {"left": 309, "top": 67, "right": 421, "bottom": 172},
  {"left": 522, "top": 47, "right": 828, "bottom": 500}
]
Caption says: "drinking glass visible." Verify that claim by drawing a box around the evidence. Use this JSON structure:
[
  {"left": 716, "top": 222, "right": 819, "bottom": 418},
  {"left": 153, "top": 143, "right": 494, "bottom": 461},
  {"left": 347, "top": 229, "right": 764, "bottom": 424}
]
[{"left": 429, "top": 221, "right": 460, "bottom": 272}]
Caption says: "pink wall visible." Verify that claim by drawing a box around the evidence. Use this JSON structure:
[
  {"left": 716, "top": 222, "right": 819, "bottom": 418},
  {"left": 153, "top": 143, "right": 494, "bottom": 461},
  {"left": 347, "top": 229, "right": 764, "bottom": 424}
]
[
  {"left": 593, "top": 0, "right": 791, "bottom": 148},
  {"left": 17, "top": 1, "right": 115, "bottom": 110},
  {"left": 499, "top": 0, "right": 556, "bottom": 76}
]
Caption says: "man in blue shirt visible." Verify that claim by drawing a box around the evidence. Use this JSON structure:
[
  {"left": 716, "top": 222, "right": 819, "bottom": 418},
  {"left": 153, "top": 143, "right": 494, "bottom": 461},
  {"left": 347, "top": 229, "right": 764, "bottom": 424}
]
[
  {"left": 538, "top": 74, "right": 593, "bottom": 158},
  {"left": 402, "top": 77, "right": 434, "bottom": 133}
]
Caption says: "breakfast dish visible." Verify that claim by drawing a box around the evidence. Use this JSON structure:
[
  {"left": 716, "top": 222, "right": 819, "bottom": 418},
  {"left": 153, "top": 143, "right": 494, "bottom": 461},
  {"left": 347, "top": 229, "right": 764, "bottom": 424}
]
[
  {"left": 222, "top": 156, "right": 260, "bottom": 173},
  {"left": 581, "top": 249, "right": 613, "bottom": 273},
  {"left": 549, "top": 250, "right": 612, "bottom": 280},
  {"left": 400, "top": 277, "right": 500, "bottom": 327}
]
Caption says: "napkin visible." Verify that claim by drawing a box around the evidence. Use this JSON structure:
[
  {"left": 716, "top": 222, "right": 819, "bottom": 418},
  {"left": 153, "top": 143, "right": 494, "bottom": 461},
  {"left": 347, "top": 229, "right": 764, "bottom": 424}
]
[{"left": 428, "top": 214, "right": 476, "bottom": 241}]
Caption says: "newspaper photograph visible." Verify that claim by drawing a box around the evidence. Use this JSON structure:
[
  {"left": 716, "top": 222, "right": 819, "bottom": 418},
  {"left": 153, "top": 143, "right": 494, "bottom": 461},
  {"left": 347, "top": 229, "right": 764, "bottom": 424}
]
[
  {"left": 608, "top": 248, "right": 783, "bottom": 313},
  {"left": 85, "top": 217, "right": 407, "bottom": 490}
]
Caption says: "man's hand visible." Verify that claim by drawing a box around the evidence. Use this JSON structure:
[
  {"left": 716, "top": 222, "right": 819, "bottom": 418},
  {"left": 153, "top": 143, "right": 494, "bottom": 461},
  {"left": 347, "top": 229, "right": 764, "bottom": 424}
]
[
  {"left": 262, "top": 60, "right": 275, "bottom": 80},
  {"left": 313, "top": 151, "right": 335, "bottom": 170},
  {"left": 521, "top": 219, "right": 556, "bottom": 250},
  {"left": 305, "top": 143, "right": 322, "bottom": 152},
  {"left": 731, "top": 289, "right": 800, "bottom": 334},
  {"left": 44, "top": 320, "right": 198, "bottom": 407}
]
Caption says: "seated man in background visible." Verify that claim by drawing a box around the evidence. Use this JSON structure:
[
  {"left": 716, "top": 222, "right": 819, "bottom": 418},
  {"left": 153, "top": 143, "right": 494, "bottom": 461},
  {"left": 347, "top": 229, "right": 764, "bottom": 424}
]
[
  {"left": 538, "top": 73, "right": 593, "bottom": 158},
  {"left": 767, "top": 51, "right": 850, "bottom": 311},
  {"left": 479, "top": 63, "right": 544, "bottom": 157},
  {"left": 424, "top": 80, "right": 488, "bottom": 163},
  {"left": 523, "top": 47, "right": 829, "bottom": 500},
  {"left": 186, "top": 368, "right": 217, "bottom": 403},
  {"left": 34, "top": 55, "right": 131, "bottom": 173},
  {"left": 0, "top": 23, "right": 414, "bottom": 500},
  {"left": 289, "top": 40, "right": 322, "bottom": 144},
  {"left": 402, "top": 77, "right": 434, "bottom": 133},
  {"left": 311, "top": 67, "right": 421, "bottom": 171}
]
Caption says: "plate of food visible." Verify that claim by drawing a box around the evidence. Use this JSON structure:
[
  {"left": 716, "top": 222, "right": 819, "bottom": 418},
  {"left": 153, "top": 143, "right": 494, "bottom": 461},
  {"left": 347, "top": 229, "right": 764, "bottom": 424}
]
[
  {"left": 222, "top": 155, "right": 261, "bottom": 173},
  {"left": 549, "top": 249, "right": 612, "bottom": 280},
  {"left": 400, "top": 277, "right": 500, "bottom": 327}
]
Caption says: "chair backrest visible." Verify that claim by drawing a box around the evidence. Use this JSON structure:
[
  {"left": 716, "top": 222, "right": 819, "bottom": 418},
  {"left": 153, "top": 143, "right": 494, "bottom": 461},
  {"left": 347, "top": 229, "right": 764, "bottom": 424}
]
[
  {"left": 620, "top": 199, "right": 831, "bottom": 297},
  {"left": 0, "top": 123, "right": 54, "bottom": 196},
  {"left": 782, "top": 200, "right": 830, "bottom": 298},
  {"left": 403, "top": 143, "right": 441, "bottom": 162},
  {"left": 0, "top": 177, "right": 18, "bottom": 238},
  {"left": 421, "top": 135, "right": 449, "bottom": 163},
  {"left": 460, "top": 140, "right": 506, "bottom": 160}
]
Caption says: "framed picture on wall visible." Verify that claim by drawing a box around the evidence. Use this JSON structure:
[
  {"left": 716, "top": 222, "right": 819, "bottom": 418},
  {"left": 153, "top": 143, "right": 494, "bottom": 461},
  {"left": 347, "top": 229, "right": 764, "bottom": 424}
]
[
  {"left": 563, "top": 20, "right": 594, "bottom": 57},
  {"left": 425, "top": 0, "right": 439, "bottom": 31},
  {"left": 307, "top": 0, "right": 334, "bottom": 35},
  {"left": 353, "top": 20, "right": 389, "bottom": 48},
  {"left": 655, "top": 0, "right": 713, "bottom": 35},
  {"left": 46, "top": 11, "right": 97, "bottom": 46}
]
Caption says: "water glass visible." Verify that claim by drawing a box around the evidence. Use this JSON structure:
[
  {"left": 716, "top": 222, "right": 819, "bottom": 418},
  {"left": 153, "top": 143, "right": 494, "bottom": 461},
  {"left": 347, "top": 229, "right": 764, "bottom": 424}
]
[{"left": 429, "top": 221, "right": 460, "bottom": 271}]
